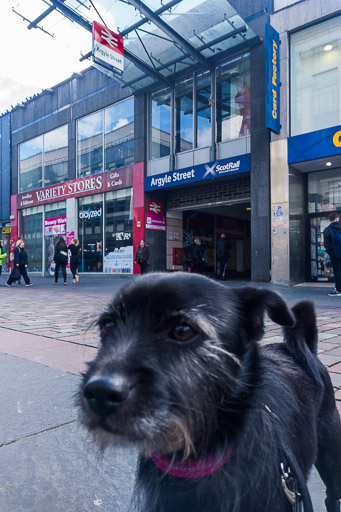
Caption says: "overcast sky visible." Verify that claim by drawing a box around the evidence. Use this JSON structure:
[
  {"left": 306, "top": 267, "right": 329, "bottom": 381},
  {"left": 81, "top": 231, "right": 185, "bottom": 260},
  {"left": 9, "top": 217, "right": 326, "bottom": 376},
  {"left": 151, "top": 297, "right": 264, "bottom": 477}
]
[{"left": 0, "top": 0, "right": 117, "bottom": 114}]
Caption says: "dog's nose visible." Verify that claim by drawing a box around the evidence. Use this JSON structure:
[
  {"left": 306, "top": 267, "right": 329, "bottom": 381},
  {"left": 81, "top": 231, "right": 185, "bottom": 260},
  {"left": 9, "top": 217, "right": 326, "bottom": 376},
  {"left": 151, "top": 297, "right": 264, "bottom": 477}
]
[{"left": 83, "top": 373, "right": 132, "bottom": 416}]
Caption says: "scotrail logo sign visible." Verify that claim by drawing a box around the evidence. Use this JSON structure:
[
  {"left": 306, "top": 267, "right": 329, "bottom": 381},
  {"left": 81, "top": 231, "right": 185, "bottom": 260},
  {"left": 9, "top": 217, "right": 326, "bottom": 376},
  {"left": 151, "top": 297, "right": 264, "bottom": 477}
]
[{"left": 144, "top": 154, "right": 250, "bottom": 191}]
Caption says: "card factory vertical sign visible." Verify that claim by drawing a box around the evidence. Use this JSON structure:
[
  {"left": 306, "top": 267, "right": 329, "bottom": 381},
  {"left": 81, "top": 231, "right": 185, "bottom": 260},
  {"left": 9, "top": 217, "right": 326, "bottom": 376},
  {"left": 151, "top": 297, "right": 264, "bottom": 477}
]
[
  {"left": 92, "top": 21, "right": 124, "bottom": 76},
  {"left": 265, "top": 24, "right": 280, "bottom": 134}
]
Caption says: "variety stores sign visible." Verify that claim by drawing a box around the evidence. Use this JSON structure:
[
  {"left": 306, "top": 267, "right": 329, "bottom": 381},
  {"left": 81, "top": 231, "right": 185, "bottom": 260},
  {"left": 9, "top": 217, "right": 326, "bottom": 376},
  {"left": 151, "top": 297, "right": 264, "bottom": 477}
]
[{"left": 17, "top": 167, "right": 133, "bottom": 209}]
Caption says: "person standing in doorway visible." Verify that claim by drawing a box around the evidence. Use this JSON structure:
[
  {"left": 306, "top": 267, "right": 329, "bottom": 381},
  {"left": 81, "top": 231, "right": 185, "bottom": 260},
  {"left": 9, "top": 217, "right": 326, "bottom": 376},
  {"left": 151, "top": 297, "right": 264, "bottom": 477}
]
[
  {"left": 68, "top": 238, "right": 81, "bottom": 284},
  {"left": 216, "top": 233, "right": 232, "bottom": 280},
  {"left": 53, "top": 236, "right": 68, "bottom": 285},
  {"left": 323, "top": 211, "right": 341, "bottom": 297},
  {"left": 191, "top": 238, "right": 205, "bottom": 274},
  {"left": 6, "top": 239, "right": 33, "bottom": 287},
  {"left": 135, "top": 239, "right": 150, "bottom": 275}
]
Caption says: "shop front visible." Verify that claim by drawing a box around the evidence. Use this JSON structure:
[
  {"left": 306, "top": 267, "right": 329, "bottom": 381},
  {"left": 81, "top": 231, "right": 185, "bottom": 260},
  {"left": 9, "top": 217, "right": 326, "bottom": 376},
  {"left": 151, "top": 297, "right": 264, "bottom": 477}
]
[
  {"left": 12, "top": 165, "right": 137, "bottom": 276},
  {"left": 288, "top": 125, "right": 341, "bottom": 282}
]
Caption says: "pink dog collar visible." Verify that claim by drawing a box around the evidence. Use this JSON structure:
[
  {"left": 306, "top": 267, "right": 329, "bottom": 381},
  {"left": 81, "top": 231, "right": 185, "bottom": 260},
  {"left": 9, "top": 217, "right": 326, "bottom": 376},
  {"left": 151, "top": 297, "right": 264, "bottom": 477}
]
[{"left": 151, "top": 446, "right": 233, "bottom": 478}]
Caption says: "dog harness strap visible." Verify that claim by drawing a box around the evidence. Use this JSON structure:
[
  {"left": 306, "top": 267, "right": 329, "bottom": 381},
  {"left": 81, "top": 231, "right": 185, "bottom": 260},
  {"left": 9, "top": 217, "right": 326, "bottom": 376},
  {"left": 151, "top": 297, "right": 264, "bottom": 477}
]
[
  {"left": 151, "top": 447, "right": 233, "bottom": 478},
  {"left": 280, "top": 458, "right": 314, "bottom": 512}
]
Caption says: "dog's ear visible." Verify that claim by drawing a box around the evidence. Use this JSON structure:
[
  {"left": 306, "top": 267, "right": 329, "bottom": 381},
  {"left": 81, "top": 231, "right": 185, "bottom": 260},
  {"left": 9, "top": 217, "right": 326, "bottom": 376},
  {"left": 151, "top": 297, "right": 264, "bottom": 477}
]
[{"left": 235, "top": 287, "right": 295, "bottom": 342}]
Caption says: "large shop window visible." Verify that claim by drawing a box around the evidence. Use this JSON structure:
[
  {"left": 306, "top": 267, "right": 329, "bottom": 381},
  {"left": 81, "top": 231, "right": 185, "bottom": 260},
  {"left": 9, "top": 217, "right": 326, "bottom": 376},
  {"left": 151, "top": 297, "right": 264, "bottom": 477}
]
[
  {"left": 105, "top": 98, "right": 134, "bottom": 171},
  {"left": 44, "top": 201, "right": 67, "bottom": 277},
  {"left": 196, "top": 71, "right": 211, "bottom": 148},
  {"left": 19, "top": 206, "right": 43, "bottom": 272},
  {"left": 77, "top": 111, "right": 104, "bottom": 178},
  {"left": 291, "top": 16, "right": 341, "bottom": 136},
  {"left": 216, "top": 55, "right": 250, "bottom": 142},
  {"left": 308, "top": 168, "right": 341, "bottom": 213},
  {"left": 175, "top": 77, "right": 193, "bottom": 153},
  {"left": 104, "top": 189, "right": 133, "bottom": 274},
  {"left": 78, "top": 194, "right": 103, "bottom": 272},
  {"left": 19, "top": 126, "right": 68, "bottom": 193},
  {"left": 150, "top": 88, "right": 171, "bottom": 159}
]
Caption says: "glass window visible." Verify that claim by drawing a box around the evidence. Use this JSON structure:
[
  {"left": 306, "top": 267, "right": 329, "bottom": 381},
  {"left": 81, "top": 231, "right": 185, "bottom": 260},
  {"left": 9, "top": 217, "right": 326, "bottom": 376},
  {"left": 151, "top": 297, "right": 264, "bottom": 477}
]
[
  {"left": 105, "top": 98, "right": 134, "bottom": 171},
  {"left": 150, "top": 88, "right": 171, "bottom": 159},
  {"left": 44, "top": 201, "right": 67, "bottom": 276},
  {"left": 78, "top": 194, "right": 103, "bottom": 272},
  {"left": 175, "top": 77, "right": 193, "bottom": 153},
  {"left": 104, "top": 189, "right": 133, "bottom": 274},
  {"left": 291, "top": 16, "right": 341, "bottom": 136},
  {"left": 196, "top": 71, "right": 211, "bottom": 148},
  {"left": 19, "top": 206, "right": 43, "bottom": 272},
  {"left": 44, "top": 126, "right": 68, "bottom": 186},
  {"left": 308, "top": 168, "right": 341, "bottom": 213},
  {"left": 77, "top": 111, "right": 103, "bottom": 177},
  {"left": 216, "top": 55, "right": 250, "bottom": 142},
  {"left": 19, "top": 136, "right": 43, "bottom": 193}
]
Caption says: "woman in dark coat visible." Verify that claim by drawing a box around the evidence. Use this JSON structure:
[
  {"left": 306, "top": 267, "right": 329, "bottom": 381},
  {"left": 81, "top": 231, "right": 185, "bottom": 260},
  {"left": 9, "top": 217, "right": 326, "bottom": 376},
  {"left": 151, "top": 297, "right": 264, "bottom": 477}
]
[
  {"left": 135, "top": 239, "right": 150, "bottom": 275},
  {"left": 53, "top": 236, "right": 68, "bottom": 285},
  {"left": 68, "top": 238, "right": 81, "bottom": 284},
  {"left": 6, "top": 239, "right": 33, "bottom": 287}
]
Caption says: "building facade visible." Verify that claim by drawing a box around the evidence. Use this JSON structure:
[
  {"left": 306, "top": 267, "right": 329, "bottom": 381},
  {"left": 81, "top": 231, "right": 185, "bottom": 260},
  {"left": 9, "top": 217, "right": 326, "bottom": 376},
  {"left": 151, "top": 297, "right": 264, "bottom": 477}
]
[{"left": 1, "top": 0, "right": 341, "bottom": 283}]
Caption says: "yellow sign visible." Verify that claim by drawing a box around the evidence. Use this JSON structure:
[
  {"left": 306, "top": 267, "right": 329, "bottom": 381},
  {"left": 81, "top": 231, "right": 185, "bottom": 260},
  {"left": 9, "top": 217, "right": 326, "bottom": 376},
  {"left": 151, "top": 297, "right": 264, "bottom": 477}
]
[
  {"left": 2, "top": 227, "right": 11, "bottom": 234},
  {"left": 333, "top": 130, "right": 341, "bottom": 147},
  {"left": 137, "top": 221, "right": 141, "bottom": 228}
]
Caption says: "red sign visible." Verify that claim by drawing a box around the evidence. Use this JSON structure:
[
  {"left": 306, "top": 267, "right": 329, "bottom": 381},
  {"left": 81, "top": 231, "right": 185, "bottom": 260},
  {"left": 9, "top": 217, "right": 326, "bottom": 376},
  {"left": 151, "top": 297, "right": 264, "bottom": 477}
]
[
  {"left": 92, "top": 21, "right": 124, "bottom": 75},
  {"left": 17, "top": 167, "right": 133, "bottom": 209},
  {"left": 147, "top": 199, "right": 163, "bottom": 216}
]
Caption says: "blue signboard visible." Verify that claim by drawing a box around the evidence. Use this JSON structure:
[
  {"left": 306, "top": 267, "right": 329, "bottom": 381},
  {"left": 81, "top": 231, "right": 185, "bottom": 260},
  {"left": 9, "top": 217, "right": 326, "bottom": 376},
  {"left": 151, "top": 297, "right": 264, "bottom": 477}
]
[
  {"left": 288, "top": 125, "right": 341, "bottom": 164},
  {"left": 144, "top": 154, "right": 250, "bottom": 192},
  {"left": 265, "top": 24, "right": 280, "bottom": 134}
]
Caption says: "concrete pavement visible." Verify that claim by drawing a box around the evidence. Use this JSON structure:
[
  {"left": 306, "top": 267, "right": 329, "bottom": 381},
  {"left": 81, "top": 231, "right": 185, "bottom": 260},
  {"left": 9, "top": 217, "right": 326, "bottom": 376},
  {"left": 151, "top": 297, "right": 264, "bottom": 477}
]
[{"left": 0, "top": 275, "right": 340, "bottom": 511}]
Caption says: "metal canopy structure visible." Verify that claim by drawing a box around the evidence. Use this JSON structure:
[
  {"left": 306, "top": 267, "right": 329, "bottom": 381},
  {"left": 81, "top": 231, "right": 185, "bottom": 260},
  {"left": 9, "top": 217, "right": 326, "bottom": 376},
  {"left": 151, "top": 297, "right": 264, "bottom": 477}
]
[{"left": 16, "top": 0, "right": 260, "bottom": 93}]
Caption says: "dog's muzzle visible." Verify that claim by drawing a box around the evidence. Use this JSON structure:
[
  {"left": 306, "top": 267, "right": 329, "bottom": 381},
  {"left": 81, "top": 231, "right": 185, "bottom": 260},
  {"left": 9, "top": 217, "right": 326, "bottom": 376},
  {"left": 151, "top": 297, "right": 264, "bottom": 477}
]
[{"left": 83, "top": 373, "right": 134, "bottom": 417}]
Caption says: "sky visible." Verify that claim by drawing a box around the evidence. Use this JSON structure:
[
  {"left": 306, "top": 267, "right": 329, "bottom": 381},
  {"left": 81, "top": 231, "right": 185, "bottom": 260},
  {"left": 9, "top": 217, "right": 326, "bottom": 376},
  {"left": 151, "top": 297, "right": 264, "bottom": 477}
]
[{"left": 0, "top": 0, "right": 118, "bottom": 114}]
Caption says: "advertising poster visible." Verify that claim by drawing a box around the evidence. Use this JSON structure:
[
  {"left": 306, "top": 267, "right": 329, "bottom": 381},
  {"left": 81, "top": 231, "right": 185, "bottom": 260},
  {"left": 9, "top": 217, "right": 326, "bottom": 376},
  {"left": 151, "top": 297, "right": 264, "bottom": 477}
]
[
  {"left": 44, "top": 216, "right": 67, "bottom": 236},
  {"left": 104, "top": 246, "right": 133, "bottom": 274}
]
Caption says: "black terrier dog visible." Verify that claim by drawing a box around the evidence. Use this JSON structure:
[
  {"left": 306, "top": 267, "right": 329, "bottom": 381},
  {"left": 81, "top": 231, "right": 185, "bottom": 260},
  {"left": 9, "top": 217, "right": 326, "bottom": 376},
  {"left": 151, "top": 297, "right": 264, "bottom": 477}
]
[{"left": 79, "top": 273, "right": 341, "bottom": 512}]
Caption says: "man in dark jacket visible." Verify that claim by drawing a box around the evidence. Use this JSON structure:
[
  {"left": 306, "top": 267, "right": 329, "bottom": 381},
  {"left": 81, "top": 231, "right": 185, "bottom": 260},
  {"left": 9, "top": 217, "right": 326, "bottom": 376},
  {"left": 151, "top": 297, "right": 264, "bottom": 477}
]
[
  {"left": 6, "top": 239, "right": 33, "bottom": 287},
  {"left": 216, "top": 233, "right": 232, "bottom": 280},
  {"left": 191, "top": 238, "right": 205, "bottom": 274},
  {"left": 323, "top": 211, "right": 341, "bottom": 296},
  {"left": 135, "top": 239, "right": 150, "bottom": 275}
]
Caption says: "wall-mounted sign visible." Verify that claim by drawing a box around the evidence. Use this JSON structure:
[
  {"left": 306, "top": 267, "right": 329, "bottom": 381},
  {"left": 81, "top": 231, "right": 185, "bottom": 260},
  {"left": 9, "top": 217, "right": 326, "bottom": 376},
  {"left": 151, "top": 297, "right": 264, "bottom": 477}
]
[
  {"left": 147, "top": 199, "right": 163, "bottom": 216},
  {"left": 144, "top": 154, "right": 250, "bottom": 192},
  {"left": 265, "top": 23, "right": 280, "bottom": 134},
  {"left": 79, "top": 207, "right": 102, "bottom": 221},
  {"left": 288, "top": 125, "right": 341, "bottom": 163},
  {"left": 44, "top": 216, "right": 67, "bottom": 236},
  {"left": 92, "top": 21, "right": 124, "bottom": 76},
  {"left": 17, "top": 166, "right": 133, "bottom": 210},
  {"left": 146, "top": 214, "right": 166, "bottom": 231}
]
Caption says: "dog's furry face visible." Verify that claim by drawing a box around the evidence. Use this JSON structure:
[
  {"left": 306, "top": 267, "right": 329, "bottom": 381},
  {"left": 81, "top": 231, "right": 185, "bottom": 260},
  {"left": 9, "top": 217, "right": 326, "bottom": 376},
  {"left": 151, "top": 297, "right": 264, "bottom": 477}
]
[{"left": 79, "top": 273, "right": 294, "bottom": 458}]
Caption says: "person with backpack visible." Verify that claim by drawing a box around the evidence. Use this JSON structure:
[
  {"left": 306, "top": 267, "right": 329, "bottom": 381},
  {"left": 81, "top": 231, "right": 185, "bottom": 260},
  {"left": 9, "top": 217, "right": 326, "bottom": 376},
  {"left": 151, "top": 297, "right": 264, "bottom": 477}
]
[
  {"left": 323, "top": 211, "right": 341, "bottom": 297},
  {"left": 53, "top": 236, "right": 68, "bottom": 285}
]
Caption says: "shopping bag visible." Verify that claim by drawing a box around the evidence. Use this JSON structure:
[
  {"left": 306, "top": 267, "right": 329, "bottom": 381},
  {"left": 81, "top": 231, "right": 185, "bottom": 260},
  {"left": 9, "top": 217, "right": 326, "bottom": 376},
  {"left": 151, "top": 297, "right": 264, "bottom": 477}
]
[
  {"left": 11, "top": 266, "right": 21, "bottom": 281},
  {"left": 49, "top": 264, "right": 55, "bottom": 276}
]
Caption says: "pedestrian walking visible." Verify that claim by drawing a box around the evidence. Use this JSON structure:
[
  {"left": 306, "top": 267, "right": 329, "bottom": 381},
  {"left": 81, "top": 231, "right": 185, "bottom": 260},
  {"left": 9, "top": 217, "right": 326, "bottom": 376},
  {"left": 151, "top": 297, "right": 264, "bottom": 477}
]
[
  {"left": 216, "top": 233, "right": 232, "bottom": 280},
  {"left": 0, "top": 240, "right": 7, "bottom": 280},
  {"left": 135, "top": 239, "right": 150, "bottom": 275},
  {"left": 68, "top": 238, "right": 81, "bottom": 284},
  {"left": 323, "top": 211, "right": 341, "bottom": 296},
  {"left": 53, "top": 236, "right": 68, "bottom": 285},
  {"left": 6, "top": 239, "right": 33, "bottom": 287}
]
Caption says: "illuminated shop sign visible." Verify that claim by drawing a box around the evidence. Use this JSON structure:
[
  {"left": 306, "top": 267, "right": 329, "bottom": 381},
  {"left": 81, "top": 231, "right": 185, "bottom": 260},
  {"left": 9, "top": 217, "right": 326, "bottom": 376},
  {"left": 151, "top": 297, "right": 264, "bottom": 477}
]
[
  {"left": 144, "top": 154, "right": 250, "bottom": 191},
  {"left": 17, "top": 167, "right": 133, "bottom": 209},
  {"left": 288, "top": 125, "right": 341, "bottom": 164},
  {"left": 79, "top": 207, "right": 102, "bottom": 220},
  {"left": 265, "top": 23, "right": 280, "bottom": 134}
]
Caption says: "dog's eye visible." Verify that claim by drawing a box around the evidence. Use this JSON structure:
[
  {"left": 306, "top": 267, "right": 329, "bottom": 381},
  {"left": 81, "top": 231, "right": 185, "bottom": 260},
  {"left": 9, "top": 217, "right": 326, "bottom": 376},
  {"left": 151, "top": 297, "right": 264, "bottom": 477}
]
[
  {"left": 171, "top": 324, "right": 195, "bottom": 343},
  {"left": 102, "top": 323, "right": 115, "bottom": 337}
]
